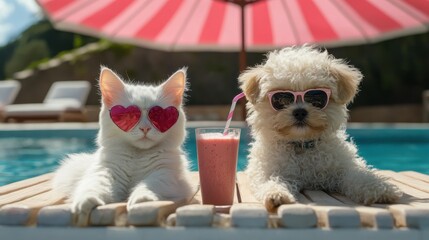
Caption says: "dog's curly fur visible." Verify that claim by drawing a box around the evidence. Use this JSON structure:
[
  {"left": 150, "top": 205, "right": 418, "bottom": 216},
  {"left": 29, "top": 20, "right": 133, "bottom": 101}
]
[{"left": 239, "top": 46, "right": 402, "bottom": 212}]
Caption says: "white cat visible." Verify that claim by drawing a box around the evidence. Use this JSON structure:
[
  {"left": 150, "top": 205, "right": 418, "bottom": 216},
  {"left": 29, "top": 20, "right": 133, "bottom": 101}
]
[{"left": 53, "top": 67, "right": 195, "bottom": 224}]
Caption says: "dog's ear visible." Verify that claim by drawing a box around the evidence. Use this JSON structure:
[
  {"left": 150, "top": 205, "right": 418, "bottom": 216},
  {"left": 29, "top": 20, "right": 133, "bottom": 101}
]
[
  {"left": 330, "top": 61, "right": 363, "bottom": 105},
  {"left": 238, "top": 66, "right": 264, "bottom": 104}
]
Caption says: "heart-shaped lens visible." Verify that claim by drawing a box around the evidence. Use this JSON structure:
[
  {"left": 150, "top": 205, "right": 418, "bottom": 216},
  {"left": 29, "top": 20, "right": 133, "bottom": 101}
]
[
  {"left": 148, "top": 106, "right": 179, "bottom": 133},
  {"left": 110, "top": 105, "right": 141, "bottom": 132}
]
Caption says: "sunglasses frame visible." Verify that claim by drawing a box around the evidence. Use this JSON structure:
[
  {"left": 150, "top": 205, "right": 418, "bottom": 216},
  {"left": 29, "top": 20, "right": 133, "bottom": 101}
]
[
  {"left": 109, "top": 105, "right": 179, "bottom": 132},
  {"left": 267, "top": 88, "right": 332, "bottom": 111}
]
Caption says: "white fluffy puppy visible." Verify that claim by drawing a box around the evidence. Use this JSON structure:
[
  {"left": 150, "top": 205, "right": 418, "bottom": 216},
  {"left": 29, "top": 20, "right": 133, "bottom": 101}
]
[{"left": 239, "top": 46, "right": 402, "bottom": 212}]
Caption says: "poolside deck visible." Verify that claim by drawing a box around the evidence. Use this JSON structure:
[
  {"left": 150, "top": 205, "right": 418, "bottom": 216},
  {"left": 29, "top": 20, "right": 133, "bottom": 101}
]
[{"left": 1, "top": 171, "right": 429, "bottom": 240}]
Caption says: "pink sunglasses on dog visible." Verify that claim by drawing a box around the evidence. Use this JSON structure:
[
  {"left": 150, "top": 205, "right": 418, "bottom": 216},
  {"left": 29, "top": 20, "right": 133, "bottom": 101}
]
[
  {"left": 267, "top": 88, "right": 331, "bottom": 111},
  {"left": 109, "top": 105, "right": 179, "bottom": 133}
]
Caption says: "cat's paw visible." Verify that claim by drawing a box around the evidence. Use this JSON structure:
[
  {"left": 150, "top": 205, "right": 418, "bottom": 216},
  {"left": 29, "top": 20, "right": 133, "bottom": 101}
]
[
  {"left": 127, "top": 191, "right": 159, "bottom": 210},
  {"left": 263, "top": 191, "right": 296, "bottom": 213},
  {"left": 71, "top": 196, "right": 105, "bottom": 226}
]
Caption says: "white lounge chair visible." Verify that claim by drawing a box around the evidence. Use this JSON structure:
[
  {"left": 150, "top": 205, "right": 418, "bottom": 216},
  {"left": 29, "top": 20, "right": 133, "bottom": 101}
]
[
  {"left": 0, "top": 80, "right": 21, "bottom": 108},
  {"left": 0, "top": 80, "right": 21, "bottom": 121},
  {"left": 3, "top": 81, "right": 91, "bottom": 122}
]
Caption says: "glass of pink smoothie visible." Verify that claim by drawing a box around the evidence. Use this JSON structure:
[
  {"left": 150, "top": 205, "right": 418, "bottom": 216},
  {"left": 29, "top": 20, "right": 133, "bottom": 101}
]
[{"left": 196, "top": 128, "right": 241, "bottom": 205}]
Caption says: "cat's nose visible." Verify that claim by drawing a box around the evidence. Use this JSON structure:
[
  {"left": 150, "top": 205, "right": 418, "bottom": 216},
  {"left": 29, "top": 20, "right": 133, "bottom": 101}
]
[{"left": 140, "top": 127, "right": 151, "bottom": 134}]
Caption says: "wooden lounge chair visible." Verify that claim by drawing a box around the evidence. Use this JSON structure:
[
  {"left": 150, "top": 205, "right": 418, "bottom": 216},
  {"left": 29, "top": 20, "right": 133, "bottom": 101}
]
[
  {"left": 3, "top": 81, "right": 91, "bottom": 122},
  {"left": 1, "top": 171, "right": 429, "bottom": 240}
]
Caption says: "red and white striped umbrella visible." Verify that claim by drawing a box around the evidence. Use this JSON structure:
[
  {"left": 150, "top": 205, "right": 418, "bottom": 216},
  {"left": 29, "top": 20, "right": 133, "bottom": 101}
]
[{"left": 37, "top": 0, "right": 429, "bottom": 69}]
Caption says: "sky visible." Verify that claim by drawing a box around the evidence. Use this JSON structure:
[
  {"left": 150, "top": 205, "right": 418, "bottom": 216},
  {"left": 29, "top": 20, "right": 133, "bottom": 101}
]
[{"left": 0, "top": 0, "right": 42, "bottom": 46}]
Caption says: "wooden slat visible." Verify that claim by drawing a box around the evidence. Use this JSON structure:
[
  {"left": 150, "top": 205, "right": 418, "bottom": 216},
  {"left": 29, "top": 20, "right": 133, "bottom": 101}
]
[
  {"left": 277, "top": 204, "right": 317, "bottom": 228},
  {"left": 0, "top": 173, "right": 53, "bottom": 195},
  {"left": 354, "top": 207, "right": 394, "bottom": 229},
  {"left": 175, "top": 204, "right": 215, "bottom": 227},
  {"left": 329, "top": 193, "right": 356, "bottom": 205},
  {"left": 380, "top": 171, "right": 429, "bottom": 194},
  {"left": 303, "top": 190, "right": 360, "bottom": 228},
  {"left": 2, "top": 171, "right": 429, "bottom": 230},
  {"left": 189, "top": 173, "right": 202, "bottom": 203},
  {"left": 90, "top": 203, "right": 127, "bottom": 226},
  {"left": 331, "top": 193, "right": 394, "bottom": 229},
  {"left": 0, "top": 190, "right": 65, "bottom": 226},
  {"left": 401, "top": 171, "right": 429, "bottom": 184},
  {"left": 384, "top": 179, "right": 429, "bottom": 201},
  {"left": 311, "top": 205, "right": 361, "bottom": 228},
  {"left": 387, "top": 204, "right": 429, "bottom": 229},
  {"left": 0, "top": 181, "right": 53, "bottom": 207},
  {"left": 303, "top": 190, "right": 344, "bottom": 206},
  {"left": 15, "top": 190, "right": 64, "bottom": 207},
  {"left": 234, "top": 173, "right": 312, "bottom": 205},
  {"left": 296, "top": 193, "right": 313, "bottom": 204},
  {"left": 127, "top": 200, "right": 186, "bottom": 226},
  {"left": 307, "top": 190, "right": 391, "bottom": 229},
  {"left": 230, "top": 203, "right": 268, "bottom": 228},
  {"left": 37, "top": 204, "right": 73, "bottom": 226},
  {"left": 166, "top": 213, "right": 176, "bottom": 226},
  {"left": 236, "top": 172, "right": 258, "bottom": 203},
  {"left": 371, "top": 173, "right": 429, "bottom": 229},
  {"left": 213, "top": 212, "right": 231, "bottom": 227}
]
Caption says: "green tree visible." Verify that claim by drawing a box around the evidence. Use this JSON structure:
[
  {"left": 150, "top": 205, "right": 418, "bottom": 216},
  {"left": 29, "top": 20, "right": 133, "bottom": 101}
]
[
  {"left": 5, "top": 40, "right": 49, "bottom": 78},
  {"left": 0, "top": 19, "right": 98, "bottom": 79}
]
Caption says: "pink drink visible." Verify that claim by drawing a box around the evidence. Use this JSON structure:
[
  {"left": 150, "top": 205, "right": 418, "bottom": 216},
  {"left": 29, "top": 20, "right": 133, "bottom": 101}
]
[{"left": 196, "top": 128, "right": 240, "bottom": 205}]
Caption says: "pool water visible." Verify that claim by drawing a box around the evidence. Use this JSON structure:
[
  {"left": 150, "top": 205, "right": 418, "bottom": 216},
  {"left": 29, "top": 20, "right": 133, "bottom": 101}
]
[
  {"left": 0, "top": 129, "right": 96, "bottom": 186},
  {"left": 0, "top": 127, "right": 428, "bottom": 186},
  {"left": 346, "top": 128, "right": 429, "bottom": 174}
]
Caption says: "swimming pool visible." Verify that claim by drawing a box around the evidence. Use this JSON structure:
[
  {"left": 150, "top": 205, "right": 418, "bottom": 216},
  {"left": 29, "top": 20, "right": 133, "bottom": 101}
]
[{"left": 0, "top": 123, "right": 428, "bottom": 186}]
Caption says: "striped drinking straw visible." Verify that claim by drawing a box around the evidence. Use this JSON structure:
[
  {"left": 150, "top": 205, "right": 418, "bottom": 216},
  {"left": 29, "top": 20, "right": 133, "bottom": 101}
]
[
  {"left": 224, "top": 92, "right": 245, "bottom": 203},
  {"left": 223, "top": 92, "right": 245, "bottom": 135}
]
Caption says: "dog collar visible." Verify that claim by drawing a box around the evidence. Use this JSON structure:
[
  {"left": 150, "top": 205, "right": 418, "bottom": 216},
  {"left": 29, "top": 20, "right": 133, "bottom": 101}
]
[{"left": 288, "top": 139, "right": 318, "bottom": 153}]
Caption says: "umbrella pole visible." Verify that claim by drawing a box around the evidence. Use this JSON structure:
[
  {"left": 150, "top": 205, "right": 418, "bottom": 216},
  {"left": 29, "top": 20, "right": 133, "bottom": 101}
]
[
  {"left": 239, "top": 0, "right": 247, "bottom": 120},
  {"left": 239, "top": 1, "right": 246, "bottom": 73},
  {"left": 229, "top": 0, "right": 262, "bottom": 120},
  {"left": 230, "top": 0, "right": 262, "bottom": 72}
]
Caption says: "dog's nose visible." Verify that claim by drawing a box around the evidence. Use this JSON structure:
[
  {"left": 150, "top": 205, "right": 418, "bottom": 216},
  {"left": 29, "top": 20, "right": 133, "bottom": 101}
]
[{"left": 293, "top": 108, "right": 308, "bottom": 121}]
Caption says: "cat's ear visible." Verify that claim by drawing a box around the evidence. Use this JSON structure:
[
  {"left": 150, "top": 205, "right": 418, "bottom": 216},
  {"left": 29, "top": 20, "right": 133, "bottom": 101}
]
[
  {"left": 161, "top": 68, "right": 187, "bottom": 106},
  {"left": 99, "top": 67, "right": 125, "bottom": 107}
]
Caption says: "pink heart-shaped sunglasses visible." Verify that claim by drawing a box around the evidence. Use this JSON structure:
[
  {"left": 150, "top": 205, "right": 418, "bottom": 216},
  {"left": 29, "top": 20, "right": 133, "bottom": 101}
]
[{"left": 109, "top": 105, "right": 179, "bottom": 133}]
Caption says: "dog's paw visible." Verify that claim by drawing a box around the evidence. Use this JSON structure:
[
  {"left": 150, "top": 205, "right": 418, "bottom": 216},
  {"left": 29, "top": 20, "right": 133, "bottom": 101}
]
[
  {"left": 348, "top": 182, "right": 403, "bottom": 205},
  {"left": 127, "top": 191, "right": 159, "bottom": 210},
  {"left": 371, "top": 183, "right": 403, "bottom": 205},
  {"left": 264, "top": 191, "right": 296, "bottom": 213}
]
